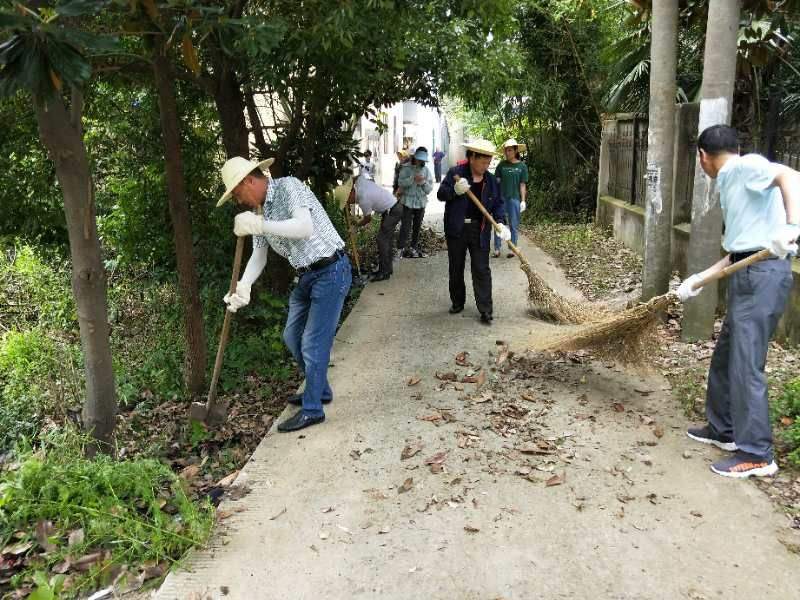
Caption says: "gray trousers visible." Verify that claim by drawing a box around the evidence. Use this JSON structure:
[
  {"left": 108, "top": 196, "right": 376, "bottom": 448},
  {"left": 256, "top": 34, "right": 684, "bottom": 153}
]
[
  {"left": 706, "top": 257, "right": 793, "bottom": 460},
  {"left": 376, "top": 202, "right": 403, "bottom": 275}
]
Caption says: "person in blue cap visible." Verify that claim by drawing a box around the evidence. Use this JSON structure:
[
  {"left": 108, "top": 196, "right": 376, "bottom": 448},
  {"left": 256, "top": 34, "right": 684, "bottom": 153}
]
[{"left": 397, "top": 146, "right": 433, "bottom": 258}]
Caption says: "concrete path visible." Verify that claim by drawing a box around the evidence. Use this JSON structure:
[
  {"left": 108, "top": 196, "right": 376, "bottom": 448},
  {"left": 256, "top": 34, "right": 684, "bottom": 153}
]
[{"left": 157, "top": 212, "right": 800, "bottom": 600}]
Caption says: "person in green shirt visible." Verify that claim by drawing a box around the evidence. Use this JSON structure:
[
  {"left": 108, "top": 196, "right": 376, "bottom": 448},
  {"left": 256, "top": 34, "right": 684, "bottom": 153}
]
[{"left": 493, "top": 138, "right": 529, "bottom": 258}]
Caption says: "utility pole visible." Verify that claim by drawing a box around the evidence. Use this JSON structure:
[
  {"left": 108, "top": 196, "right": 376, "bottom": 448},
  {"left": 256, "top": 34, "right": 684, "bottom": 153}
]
[
  {"left": 642, "top": 1, "right": 678, "bottom": 300},
  {"left": 682, "top": 0, "right": 741, "bottom": 341}
]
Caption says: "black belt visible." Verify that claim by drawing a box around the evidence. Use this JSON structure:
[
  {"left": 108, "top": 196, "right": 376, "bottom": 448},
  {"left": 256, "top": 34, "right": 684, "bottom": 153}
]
[
  {"left": 730, "top": 249, "right": 777, "bottom": 264},
  {"left": 297, "top": 249, "right": 345, "bottom": 274}
]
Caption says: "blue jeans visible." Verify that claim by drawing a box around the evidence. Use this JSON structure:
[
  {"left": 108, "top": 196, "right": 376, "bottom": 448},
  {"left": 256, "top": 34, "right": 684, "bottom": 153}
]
[
  {"left": 494, "top": 197, "right": 520, "bottom": 251},
  {"left": 283, "top": 254, "right": 352, "bottom": 417}
]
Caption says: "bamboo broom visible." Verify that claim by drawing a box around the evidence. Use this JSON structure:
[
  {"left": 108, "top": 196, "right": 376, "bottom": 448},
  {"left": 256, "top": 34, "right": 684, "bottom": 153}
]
[
  {"left": 454, "top": 175, "right": 590, "bottom": 323},
  {"left": 534, "top": 249, "right": 773, "bottom": 365}
]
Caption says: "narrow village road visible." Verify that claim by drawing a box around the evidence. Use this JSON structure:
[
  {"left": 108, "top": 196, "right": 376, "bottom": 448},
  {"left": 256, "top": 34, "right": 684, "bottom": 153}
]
[{"left": 157, "top": 207, "right": 800, "bottom": 600}]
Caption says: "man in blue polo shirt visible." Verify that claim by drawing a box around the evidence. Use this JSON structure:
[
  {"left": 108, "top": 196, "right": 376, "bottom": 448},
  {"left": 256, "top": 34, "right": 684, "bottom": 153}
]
[{"left": 676, "top": 125, "right": 799, "bottom": 478}]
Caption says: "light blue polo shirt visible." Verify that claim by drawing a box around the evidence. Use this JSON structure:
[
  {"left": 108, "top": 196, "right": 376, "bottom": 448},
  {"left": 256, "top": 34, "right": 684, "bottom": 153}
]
[{"left": 718, "top": 153, "right": 785, "bottom": 252}]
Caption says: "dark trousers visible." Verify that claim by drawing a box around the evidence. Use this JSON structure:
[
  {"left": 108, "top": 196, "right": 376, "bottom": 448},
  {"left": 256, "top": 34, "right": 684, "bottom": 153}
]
[
  {"left": 434, "top": 162, "right": 442, "bottom": 182},
  {"left": 706, "top": 258, "right": 793, "bottom": 460},
  {"left": 377, "top": 202, "right": 403, "bottom": 274},
  {"left": 446, "top": 222, "right": 492, "bottom": 315},
  {"left": 398, "top": 205, "right": 425, "bottom": 250}
]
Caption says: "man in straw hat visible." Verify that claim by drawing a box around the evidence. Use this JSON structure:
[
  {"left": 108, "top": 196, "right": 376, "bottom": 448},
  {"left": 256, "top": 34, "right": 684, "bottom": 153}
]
[
  {"left": 217, "top": 156, "right": 351, "bottom": 433},
  {"left": 493, "top": 139, "right": 529, "bottom": 258},
  {"left": 334, "top": 174, "right": 402, "bottom": 281},
  {"left": 676, "top": 124, "right": 799, "bottom": 478},
  {"left": 437, "top": 139, "right": 511, "bottom": 324}
]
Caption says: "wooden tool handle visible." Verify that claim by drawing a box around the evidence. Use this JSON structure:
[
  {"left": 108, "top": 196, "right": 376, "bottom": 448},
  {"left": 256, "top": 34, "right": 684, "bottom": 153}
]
[
  {"left": 343, "top": 203, "right": 361, "bottom": 272},
  {"left": 453, "top": 175, "right": 529, "bottom": 264},
  {"left": 692, "top": 249, "right": 773, "bottom": 290}
]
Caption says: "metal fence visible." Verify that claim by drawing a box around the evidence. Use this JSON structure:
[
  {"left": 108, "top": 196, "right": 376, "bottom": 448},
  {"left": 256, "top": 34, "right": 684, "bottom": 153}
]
[
  {"left": 606, "top": 114, "right": 648, "bottom": 208},
  {"left": 604, "top": 108, "right": 800, "bottom": 221}
]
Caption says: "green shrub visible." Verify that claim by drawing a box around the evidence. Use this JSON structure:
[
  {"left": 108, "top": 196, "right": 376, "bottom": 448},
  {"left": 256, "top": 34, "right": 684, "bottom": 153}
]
[
  {"left": 773, "top": 378, "right": 800, "bottom": 467},
  {"left": 0, "top": 429, "right": 213, "bottom": 597},
  {"left": 0, "top": 329, "right": 81, "bottom": 450}
]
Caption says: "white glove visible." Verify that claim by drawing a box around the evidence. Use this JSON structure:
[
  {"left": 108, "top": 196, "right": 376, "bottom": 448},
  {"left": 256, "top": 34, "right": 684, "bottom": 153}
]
[
  {"left": 496, "top": 224, "right": 512, "bottom": 242},
  {"left": 769, "top": 224, "right": 800, "bottom": 259},
  {"left": 676, "top": 274, "right": 703, "bottom": 302},
  {"left": 520, "top": 201, "right": 526, "bottom": 213},
  {"left": 454, "top": 178, "right": 470, "bottom": 195},
  {"left": 233, "top": 212, "right": 266, "bottom": 237},
  {"left": 223, "top": 281, "right": 251, "bottom": 313}
]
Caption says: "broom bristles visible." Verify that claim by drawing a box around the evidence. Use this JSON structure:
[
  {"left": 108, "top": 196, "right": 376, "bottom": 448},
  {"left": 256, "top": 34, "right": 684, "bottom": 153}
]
[
  {"left": 533, "top": 294, "right": 674, "bottom": 365},
  {"left": 520, "top": 261, "right": 594, "bottom": 324}
]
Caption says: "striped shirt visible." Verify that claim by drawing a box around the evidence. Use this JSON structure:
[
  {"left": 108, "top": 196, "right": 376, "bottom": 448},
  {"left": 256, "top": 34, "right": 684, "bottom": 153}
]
[{"left": 253, "top": 177, "right": 344, "bottom": 268}]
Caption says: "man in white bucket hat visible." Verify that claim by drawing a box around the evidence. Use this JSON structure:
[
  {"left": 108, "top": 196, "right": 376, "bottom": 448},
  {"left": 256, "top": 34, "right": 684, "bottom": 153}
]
[
  {"left": 217, "top": 156, "right": 351, "bottom": 433},
  {"left": 437, "top": 139, "right": 510, "bottom": 324}
]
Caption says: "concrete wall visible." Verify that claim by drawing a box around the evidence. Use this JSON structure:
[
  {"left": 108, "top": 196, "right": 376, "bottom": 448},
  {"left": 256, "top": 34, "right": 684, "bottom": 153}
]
[{"left": 596, "top": 195, "right": 800, "bottom": 345}]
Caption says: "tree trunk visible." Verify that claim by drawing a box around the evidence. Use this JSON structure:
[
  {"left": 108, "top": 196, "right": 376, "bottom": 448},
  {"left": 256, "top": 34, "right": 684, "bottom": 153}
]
[
  {"left": 152, "top": 38, "right": 208, "bottom": 395},
  {"left": 209, "top": 49, "right": 293, "bottom": 295},
  {"left": 682, "top": 0, "right": 740, "bottom": 341},
  {"left": 641, "top": 1, "right": 678, "bottom": 300},
  {"left": 34, "top": 93, "right": 117, "bottom": 454}
]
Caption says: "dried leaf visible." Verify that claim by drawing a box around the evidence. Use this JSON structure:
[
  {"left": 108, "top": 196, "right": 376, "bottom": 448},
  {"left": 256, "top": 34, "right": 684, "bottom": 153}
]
[
  {"left": 464, "top": 525, "right": 480, "bottom": 533},
  {"left": 520, "top": 391, "right": 536, "bottom": 402},
  {"left": 418, "top": 413, "right": 442, "bottom": 422},
  {"left": 2, "top": 540, "right": 32, "bottom": 555},
  {"left": 181, "top": 34, "right": 200, "bottom": 75},
  {"left": 378, "top": 526, "right": 391, "bottom": 534},
  {"left": 435, "top": 371, "right": 458, "bottom": 382},
  {"left": 407, "top": 376, "right": 421, "bottom": 386},
  {"left": 653, "top": 425, "right": 665, "bottom": 439},
  {"left": 401, "top": 442, "right": 424, "bottom": 460},
  {"left": 545, "top": 472, "right": 565, "bottom": 487},
  {"left": 269, "top": 507, "right": 287, "bottom": 521},
  {"left": 35, "top": 520, "right": 56, "bottom": 553},
  {"left": 424, "top": 451, "right": 448, "bottom": 465},
  {"left": 67, "top": 528, "right": 85, "bottom": 548},
  {"left": 495, "top": 345, "right": 510, "bottom": 366},
  {"left": 780, "top": 416, "right": 795, "bottom": 426},
  {"left": 72, "top": 551, "right": 104, "bottom": 572},
  {"left": 398, "top": 477, "right": 414, "bottom": 494},
  {"left": 180, "top": 464, "right": 201, "bottom": 482},
  {"left": 612, "top": 403, "right": 625, "bottom": 412},
  {"left": 216, "top": 470, "right": 239, "bottom": 487},
  {"left": 476, "top": 370, "right": 487, "bottom": 389},
  {"left": 455, "top": 351, "right": 470, "bottom": 366},
  {"left": 474, "top": 392, "right": 493, "bottom": 404}
]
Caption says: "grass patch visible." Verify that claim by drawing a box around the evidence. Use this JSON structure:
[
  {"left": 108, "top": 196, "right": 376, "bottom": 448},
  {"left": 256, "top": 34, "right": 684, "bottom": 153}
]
[
  {"left": 0, "top": 429, "right": 213, "bottom": 597},
  {"left": 772, "top": 377, "right": 800, "bottom": 468}
]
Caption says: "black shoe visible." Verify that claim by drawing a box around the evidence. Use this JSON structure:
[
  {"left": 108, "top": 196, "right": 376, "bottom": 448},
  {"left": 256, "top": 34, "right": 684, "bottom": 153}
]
[
  {"left": 371, "top": 272, "right": 391, "bottom": 282},
  {"left": 287, "top": 393, "right": 332, "bottom": 407},
  {"left": 277, "top": 410, "right": 325, "bottom": 432},
  {"left": 480, "top": 313, "right": 493, "bottom": 325},
  {"left": 449, "top": 305, "right": 464, "bottom": 314},
  {"left": 687, "top": 425, "right": 737, "bottom": 452}
]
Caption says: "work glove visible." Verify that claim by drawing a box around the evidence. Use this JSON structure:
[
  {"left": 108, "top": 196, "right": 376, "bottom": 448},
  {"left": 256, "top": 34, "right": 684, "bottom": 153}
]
[
  {"left": 768, "top": 224, "right": 800, "bottom": 259},
  {"left": 454, "top": 178, "right": 470, "bottom": 195},
  {"left": 520, "top": 201, "right": 527, "bottom": 213},
  {"left": 223, "top": 281, "right": 251, "bottom": 313},
  {"left": 676, "top": 274, "right": 703, "bottom": 302},
  {"left": 496, "top": 224, "right": 512, "bottom": 242},
  {"left": 233, "top": 212, "right": 266, "bottom": 237}
]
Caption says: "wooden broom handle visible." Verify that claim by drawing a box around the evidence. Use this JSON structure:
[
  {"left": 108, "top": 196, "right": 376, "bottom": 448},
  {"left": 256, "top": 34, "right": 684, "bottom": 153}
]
[
  {"left": 453, "top": 175, "right": 529, "bottom": 265},
  {"left": 692, "top": 249, "right": 773, "bottom": 290}
]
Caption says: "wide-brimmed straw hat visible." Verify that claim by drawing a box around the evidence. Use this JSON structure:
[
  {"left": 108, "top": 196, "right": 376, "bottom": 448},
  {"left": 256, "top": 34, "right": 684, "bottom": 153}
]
[
  {"left": 217, "top": 156, "right": 275, "bottom": 207},
  {"left": 462, "top": 139, "right": 496, "bottom": 157},
  {"left": 333, "top": 177, "right": 356, "bottom": 208},
  {"left": 500, "top": 138, "right": 527, "bottom": 153}
]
